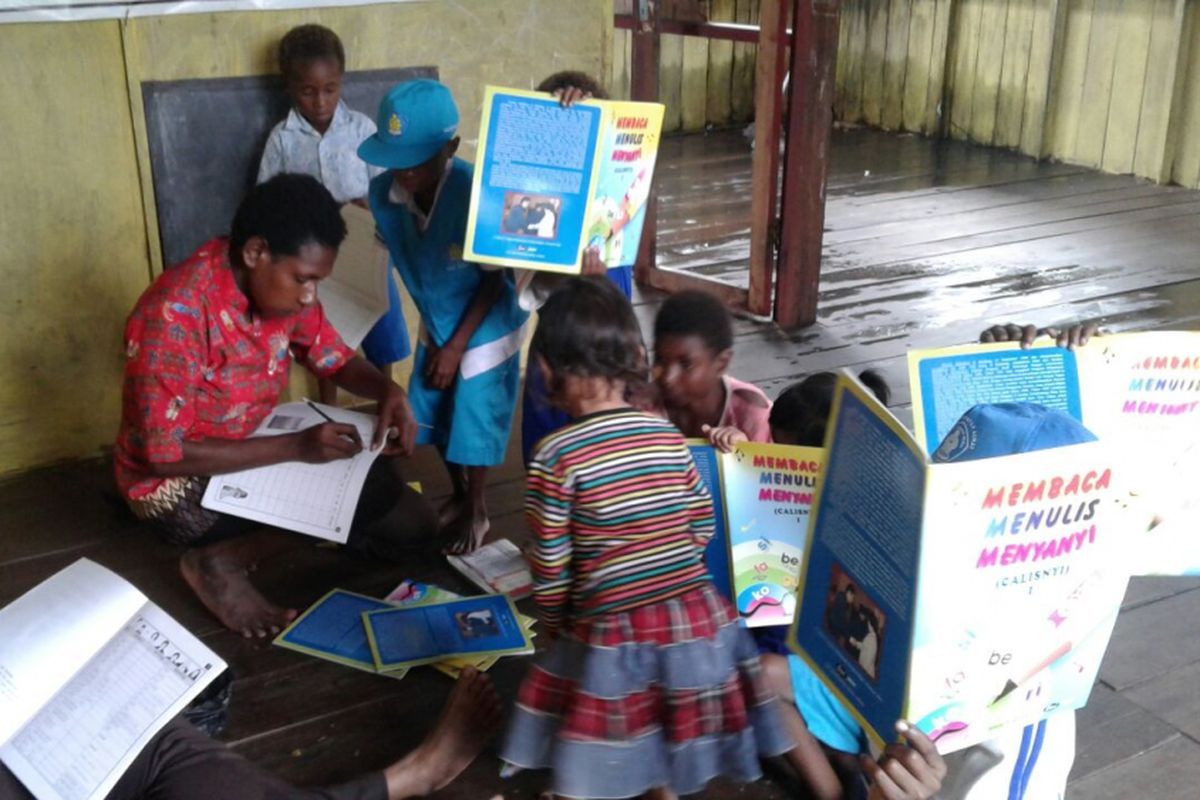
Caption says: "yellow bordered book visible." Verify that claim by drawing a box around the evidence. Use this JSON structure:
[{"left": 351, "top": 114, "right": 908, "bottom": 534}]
[
  {"left": 464, "top": 86, "right": 664, "bottom": 274},
  {"left": 273, "top": 589, "right": 408, "bottom": 679},
  {"left": 363, "top": 594, "right": 534, "bottom": 673}
]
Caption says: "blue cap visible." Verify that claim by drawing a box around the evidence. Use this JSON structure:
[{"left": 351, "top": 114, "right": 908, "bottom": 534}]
[
  {"left": 932, "top": 403, "right": 1096, "bottom": 464},
  {"left": 358, "top": 79, "right": 459, "bottom": 170}
]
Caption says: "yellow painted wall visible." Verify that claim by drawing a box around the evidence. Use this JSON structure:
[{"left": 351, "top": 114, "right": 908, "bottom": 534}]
[
  {"left": 0, "top": 21, "right": 150, "bottom": 475},
  {"left": 829, "top": 0, "right": 1200, "bottom": 189},
  {"left": 0, "top": 0, "right": 608, "bottom": 476}
]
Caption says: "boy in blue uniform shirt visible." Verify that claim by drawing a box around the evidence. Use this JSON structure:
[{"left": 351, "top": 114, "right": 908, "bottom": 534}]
[{"left": 359, "top": 79, "right": 528, "bottom": 554}]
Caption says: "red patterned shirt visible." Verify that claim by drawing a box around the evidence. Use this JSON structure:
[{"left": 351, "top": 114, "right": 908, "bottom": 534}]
[{"left": 114, "top": 238, "right": 354, "bottom": 501}]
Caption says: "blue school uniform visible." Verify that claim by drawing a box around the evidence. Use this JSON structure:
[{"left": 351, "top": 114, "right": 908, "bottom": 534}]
[{"left": 368, "top": 159, "right": 527, "bottom": 467}]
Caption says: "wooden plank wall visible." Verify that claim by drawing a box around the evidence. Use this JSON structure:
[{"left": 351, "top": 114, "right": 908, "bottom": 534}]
[
  {"left": 613, "top": 0, "right": 1200, "bottom": 187},
  {"left": 840, "top": 0, "right": 1200, "bottom": 188},
  {"left": 610, "top": 0, "right": 759, "bottom": 131}
]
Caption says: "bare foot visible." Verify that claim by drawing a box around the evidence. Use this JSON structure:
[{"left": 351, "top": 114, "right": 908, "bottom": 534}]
[
  {"left": 383, "top": 667, "right": 503, "bottom": 798},
  {"left": 442, "top": 509, "right": 490, "bottom": 555},
  {"left": 180, "top": 547, "right": 296, "bottom": 639}
]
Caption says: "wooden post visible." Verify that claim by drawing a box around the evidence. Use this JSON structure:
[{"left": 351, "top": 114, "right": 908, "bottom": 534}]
[
  {"left": 746, "top": 0, "right": 791, "bottom": 317},
  {"left": 630, "top": 1, "right": 661, "bottom": 285},
  {"left": 774, "top": 0, "right": 839, "bottom": 329}
]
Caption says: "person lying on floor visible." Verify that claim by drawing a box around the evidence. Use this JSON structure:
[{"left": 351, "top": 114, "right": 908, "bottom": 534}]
[
  {"left": 1, "top": 667, "right": 501, "bottom": 800},
  {"left": 113, "top": 173, "right": 436, "bottom": 639}
]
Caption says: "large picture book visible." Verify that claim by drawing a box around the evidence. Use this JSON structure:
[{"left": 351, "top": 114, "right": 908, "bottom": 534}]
[
  {"left": 464, "top": 86, "right": 664, "bottom": 273},
  {"left": 787, "top": 374, "right": 1149, "bottom": 754},
  {"left": 908, "top": 331, "right": 1200, "bottom": 574},
  {"left": 0, "top": 560, "right": 226, "bottom": 800},
  {"left": 201, "top": 401, "right": 385, "bottom": 542},
  {"left": 690, "top": 441, "right": 825, "bottom": 628}
]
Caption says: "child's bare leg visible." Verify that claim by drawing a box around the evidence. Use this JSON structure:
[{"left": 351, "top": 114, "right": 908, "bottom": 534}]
[
  {"left": 381, "top": 667, "right": 502, "bottom": 799},
  {"left": 179, "top": 530, "right": 299, "bottom": 639},
  {"left": 761, "top": 654, "right": 844, "bottom": 800},
  {"left": 443, "top": 465, "right": 490, "bottom": 554}
]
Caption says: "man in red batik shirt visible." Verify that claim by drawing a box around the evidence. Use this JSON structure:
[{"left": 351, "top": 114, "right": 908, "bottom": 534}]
[{"left": 115, "top": 174, "right": 435, "bottom": 638}]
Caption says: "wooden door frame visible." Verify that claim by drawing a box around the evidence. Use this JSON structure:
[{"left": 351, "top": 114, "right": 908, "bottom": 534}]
[{"left": 625, "top": 0, "right": 839, "bottom": 328}]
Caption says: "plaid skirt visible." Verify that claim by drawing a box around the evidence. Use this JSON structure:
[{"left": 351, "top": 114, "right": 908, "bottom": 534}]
[{"left": 501, "top": 584, "right": 793, "bottom": 799}]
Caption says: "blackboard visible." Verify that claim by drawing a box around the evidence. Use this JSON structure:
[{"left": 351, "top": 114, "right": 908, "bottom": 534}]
[{"left": 142, "top": 66, "right": 437, "bottom": 267}]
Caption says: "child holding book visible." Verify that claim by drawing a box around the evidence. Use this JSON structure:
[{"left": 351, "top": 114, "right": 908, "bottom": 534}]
[
  {"left": 653, "top": 289, "right": 773, "bottom": 446},
  {"left": 765, "top": 402, "right": 1094, "bottom": 800},
  {"left": 519, "top": 70, "right": 635, "bottom": 464},
  {"left": 502, "top": 276, "right": 791, "bottom": 798},
  {"left": 257, "top": 24, "right": 410, "bottom": 404},
  {"left": 501, "top": 278, "right": 940, "bottom": 800},
  {"left": 357, "top": 79, "right": 528, "bottom": 554}
]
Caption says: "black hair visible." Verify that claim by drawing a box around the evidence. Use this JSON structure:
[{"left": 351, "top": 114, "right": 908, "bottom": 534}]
[
  {"left": 278, "top": 24, "right": 346, "bottom": 78},
  {"left": 531, "top": 276, "right": 649, "bottom": 402},
  {"left": 654, "top": 290, "right": 734, "bottom": 354},
  {"left": 229, "top": 173, "right": 346, "bottom": 261},
  {"left": 769, "top": 369, "right": 891, "bottom": 447},
  {"left": 536, "top": 70, "right": 609, "bottom": 100},
  {"left": 845, "top": 583, "right": 857, "bottom": 594}
]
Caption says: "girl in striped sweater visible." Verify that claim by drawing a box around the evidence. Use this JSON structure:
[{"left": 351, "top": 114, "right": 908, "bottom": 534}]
[{"left": 500, "top": 276, "right": 793, "bottom": 799}]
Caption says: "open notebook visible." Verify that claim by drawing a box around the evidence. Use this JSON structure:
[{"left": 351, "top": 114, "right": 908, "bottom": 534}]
[
  {"left": 201, "top": 401, "right": 384, "bottom": 542},
  {"left": 0, "top": 560, "right": 225, "bottom": 800}
]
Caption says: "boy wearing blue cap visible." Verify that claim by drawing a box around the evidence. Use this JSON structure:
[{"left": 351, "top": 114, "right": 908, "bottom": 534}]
[{"left": 359, "top": 79, "right": 528, "bottom": 554}]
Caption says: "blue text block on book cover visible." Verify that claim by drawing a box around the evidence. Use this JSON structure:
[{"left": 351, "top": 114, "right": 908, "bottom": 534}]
[{"left": 793, "top": 387, "right": 925, "bottom": 744}]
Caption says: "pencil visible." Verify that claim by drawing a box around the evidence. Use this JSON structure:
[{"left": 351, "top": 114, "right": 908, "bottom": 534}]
[
  {"left": 305, "top": 398, "right": 435, "bottom": 429},
  {"left": 304, "top": 398, "right": 338, "bottom": 424}
]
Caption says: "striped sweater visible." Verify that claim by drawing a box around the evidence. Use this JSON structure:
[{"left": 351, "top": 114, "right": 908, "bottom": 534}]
[{"left": 525, "top": 408, "right": 716, "bottom": 633}]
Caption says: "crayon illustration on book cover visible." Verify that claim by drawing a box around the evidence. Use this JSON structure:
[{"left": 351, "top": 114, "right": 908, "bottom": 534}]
[
  {"left": 689, "top": 441, "right": 823, "bottom": 627},
  {"left": 788, "top": 374, "right": 1148, "bottom": 754}
]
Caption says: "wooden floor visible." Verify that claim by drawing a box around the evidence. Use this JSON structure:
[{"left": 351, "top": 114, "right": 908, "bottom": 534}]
[{"left": 3, "top": 128, "right": 1199, "bottom": 799}]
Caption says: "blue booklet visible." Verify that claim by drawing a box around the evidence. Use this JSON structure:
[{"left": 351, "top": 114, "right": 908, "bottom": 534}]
[
  {"left": 273, "top": 589, "right": 407, "bottom": 678},
  {"left": 363, "top": 594, "right": 534, "bottom": 672},
  {"left": 688, "top": 442, "right": 735, "bottom": 604}
]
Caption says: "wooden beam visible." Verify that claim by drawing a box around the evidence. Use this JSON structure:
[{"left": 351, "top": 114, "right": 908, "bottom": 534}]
[
  {"left": 775, "top": 0, "right": 840, "bottom": 329},
  {"left": 747, "top": 0, "right": 791, "bottom": 317},
  {"left": 614, "top": 14, "right": 776, "bottom": 43},
  {"left": 630, "top": 0, "right": 661, "bottom": 285},
  {"left": 641, "top": 268, "right": 750, "bottom": 313}
]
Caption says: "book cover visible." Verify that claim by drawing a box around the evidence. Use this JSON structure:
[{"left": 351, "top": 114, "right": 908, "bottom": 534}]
[
  {"left": 464, "top": 86, "right": 663, "bottom": 273},
  {"left": 690, "top": 441, "right": 824, "bottom": 627},
  {"left": 363, "top": 594, "right": 534, "bottom": 672},
  {"left": 788, "top": 374, "right": 1144, "bottom": 754},
  {"left": 273, "top": 589, "right": 407, "bottom": 679},
  {"left": 908, "top": 331, "right": 1200, "bottom": 575}
]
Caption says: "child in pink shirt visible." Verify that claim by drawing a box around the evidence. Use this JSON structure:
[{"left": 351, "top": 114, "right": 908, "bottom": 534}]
[{"left": 653, "top": 290, "right": 772, "bottom": 447}]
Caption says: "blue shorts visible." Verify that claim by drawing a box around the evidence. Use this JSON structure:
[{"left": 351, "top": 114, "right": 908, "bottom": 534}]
[
  {"left": 360, "top": 270, "right": 411, "bottom": 367},
  {"left": 408, "top": 341, "right": 521, "bottom": 467},
  {"left": 788, "top": 654, "right": 864, "bottom": 754},
  {"left": 521, "top": 265, "right": 633, "bottom": 465}
]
